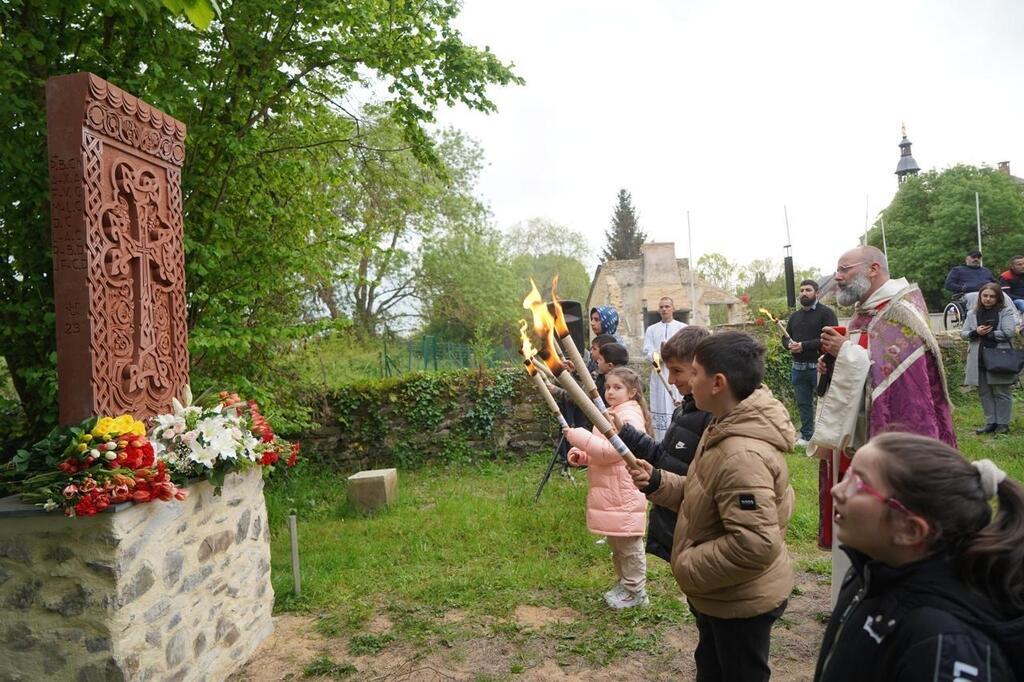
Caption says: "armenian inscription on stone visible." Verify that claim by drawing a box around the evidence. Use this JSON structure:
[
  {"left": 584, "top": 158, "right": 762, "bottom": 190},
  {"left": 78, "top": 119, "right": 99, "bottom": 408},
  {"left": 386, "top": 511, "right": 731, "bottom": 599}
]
[{"left": 46, "top": 73, "right": 189, "bottom": 424}]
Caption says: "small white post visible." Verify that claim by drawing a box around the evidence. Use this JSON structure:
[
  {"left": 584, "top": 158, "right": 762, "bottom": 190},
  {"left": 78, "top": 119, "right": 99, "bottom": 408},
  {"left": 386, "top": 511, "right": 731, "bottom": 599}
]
[{"left": 289, "top": 513, "right": 301, "bottom": 596}]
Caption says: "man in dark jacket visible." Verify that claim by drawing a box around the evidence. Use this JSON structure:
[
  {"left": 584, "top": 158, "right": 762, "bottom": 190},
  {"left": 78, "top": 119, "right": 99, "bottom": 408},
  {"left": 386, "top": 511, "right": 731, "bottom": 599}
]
[
  {"left": 613, "top": 326, "right": 712, "bottom": 562},
  {"left": 783, "top": 279, "right": 838, "bottom": 448},
  {"left": 945, "top": 249, "right": 997, "bottom": 298},
  {"left": 815, "top": 547, "right": 1024, "bottom": 682},
  {"left": 1000, "top": 254, "right": 1024, "bottom": 315}
]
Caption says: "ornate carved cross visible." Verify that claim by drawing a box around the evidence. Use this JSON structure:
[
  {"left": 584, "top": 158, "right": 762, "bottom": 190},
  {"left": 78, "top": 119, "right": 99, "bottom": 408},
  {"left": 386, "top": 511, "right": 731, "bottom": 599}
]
[{"left": 101, "top": 161, "right": 175, "bottom": 399}]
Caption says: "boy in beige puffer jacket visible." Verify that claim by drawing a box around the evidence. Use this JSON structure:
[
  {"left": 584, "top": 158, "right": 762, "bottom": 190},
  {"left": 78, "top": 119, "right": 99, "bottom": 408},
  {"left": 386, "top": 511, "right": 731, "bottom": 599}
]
[{"left": 631, "top": 331, "right": 796, "bottom": 682}]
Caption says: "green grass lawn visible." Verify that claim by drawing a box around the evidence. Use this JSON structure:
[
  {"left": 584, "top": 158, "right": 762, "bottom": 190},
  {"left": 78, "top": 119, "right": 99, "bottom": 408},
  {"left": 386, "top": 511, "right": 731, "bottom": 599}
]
[{"left": 263, "top": 399, "right": 1023, "bottom": 670}]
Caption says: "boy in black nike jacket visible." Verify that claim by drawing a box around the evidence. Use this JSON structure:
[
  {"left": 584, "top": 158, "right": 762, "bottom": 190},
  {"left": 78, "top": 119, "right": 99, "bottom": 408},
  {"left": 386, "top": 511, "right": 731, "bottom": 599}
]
[{"left": 614, "top": 326, "right": 712, "bottom": 562}]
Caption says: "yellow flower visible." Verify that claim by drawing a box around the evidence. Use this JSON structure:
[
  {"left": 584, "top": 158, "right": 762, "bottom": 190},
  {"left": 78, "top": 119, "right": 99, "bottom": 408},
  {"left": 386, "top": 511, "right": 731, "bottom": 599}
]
[{"left": 91, "top": 415, "right": 146, "bottom": 439}]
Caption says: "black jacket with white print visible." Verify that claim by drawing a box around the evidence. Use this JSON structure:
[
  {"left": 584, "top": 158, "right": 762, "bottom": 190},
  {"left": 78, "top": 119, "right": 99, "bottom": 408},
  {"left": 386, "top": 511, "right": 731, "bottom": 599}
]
[
  {"left": 815, "top": 547, "right": 1024, "bottom": 682},
  {"left": 615, "top": 394, "right": 712, "bottom": 562}
]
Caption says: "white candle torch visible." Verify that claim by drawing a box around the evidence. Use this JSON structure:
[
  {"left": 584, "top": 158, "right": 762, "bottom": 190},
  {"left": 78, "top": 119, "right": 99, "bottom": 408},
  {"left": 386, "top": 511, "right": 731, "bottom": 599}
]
[
  {"left": 651, "top": 352, "right": 675, "bottom": 395},
  {"left": 759, "top": 308, "right": 792, "bottom": 343}
]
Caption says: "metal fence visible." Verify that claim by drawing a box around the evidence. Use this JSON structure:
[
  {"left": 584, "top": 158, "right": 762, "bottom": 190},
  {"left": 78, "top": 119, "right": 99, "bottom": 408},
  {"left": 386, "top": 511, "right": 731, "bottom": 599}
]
[{"left": 380, "top": 335, "right": 518, "bottom": 376}]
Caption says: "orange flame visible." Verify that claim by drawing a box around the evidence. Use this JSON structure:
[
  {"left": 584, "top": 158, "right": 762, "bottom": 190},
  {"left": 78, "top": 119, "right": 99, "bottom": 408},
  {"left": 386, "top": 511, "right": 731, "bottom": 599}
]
[
  {"left": 522, "top": 279, "right": 565, "bottom": 375},
  {"left": 549, "top": 275, "right": 570, "bottom": 338},
  {"left": 517, "top": 320, "right": 538, "bottom": 360}
]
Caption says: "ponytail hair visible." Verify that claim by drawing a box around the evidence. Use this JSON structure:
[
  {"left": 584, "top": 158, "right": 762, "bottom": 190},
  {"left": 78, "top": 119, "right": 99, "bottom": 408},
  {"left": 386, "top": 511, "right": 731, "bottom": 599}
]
[
  {"left": 873, "top": 432, "right": 1024, "bottom": 615},
  {"left": 607, "top": 367, "right": 653, "bottom": 436}
]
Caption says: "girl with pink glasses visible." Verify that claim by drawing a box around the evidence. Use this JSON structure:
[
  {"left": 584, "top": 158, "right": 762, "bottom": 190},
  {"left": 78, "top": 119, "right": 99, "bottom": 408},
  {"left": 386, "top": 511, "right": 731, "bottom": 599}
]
[{"left": 814, "top": 432, "right": 1024, "bottom": 681}]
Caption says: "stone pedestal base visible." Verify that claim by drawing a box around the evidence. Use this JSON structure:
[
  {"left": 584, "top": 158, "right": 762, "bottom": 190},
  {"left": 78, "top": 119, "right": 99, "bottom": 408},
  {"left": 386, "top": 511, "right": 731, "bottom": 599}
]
[
  {"left": 0, "top": 469, "right": 274, "bottom": 681},
  {"left": 347, "top": 468, "right": 398, "bottom": 513}
]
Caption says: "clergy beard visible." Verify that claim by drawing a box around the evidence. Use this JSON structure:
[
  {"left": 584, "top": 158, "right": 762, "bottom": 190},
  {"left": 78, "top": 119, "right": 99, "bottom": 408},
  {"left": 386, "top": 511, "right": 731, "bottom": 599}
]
[{"left": 836, "top": 271, "right": 870, "bottom": 307}]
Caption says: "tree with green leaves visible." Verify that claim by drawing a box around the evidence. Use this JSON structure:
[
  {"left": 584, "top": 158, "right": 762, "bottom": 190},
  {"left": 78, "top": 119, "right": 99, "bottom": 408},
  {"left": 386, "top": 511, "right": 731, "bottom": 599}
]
[
  {"left": 868, "top": 165, "right": 1024, "bottom": 309},
  {"left": 506, "top": 218, "right": 591, "bottom": 303},
  {"left": 0, "top": 0, "right": 521, "bottom": 438},
  {"left": 697, "top": 252, "right": 742, "bottom": 293},
  {"left": 601, "top": 189, "right": 647, "bottom": 261},
  {"left": 314, "top": 119, "right": 489, "bottom": 335},
  {"left": 417, "top": 224, "right": 519, "bottom": 348}
]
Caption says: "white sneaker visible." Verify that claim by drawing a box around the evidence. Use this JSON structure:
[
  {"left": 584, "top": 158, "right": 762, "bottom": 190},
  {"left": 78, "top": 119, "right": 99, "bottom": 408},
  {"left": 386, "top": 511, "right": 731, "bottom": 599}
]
[
  {"left": 795, "top": 438, "right": 809, "bottom": 449},
  {"left": 606, "top": 588, "right": 649, "bottom": 609},
  {"left": 603, "top": 583, "right": 627, "bottom": 603}
]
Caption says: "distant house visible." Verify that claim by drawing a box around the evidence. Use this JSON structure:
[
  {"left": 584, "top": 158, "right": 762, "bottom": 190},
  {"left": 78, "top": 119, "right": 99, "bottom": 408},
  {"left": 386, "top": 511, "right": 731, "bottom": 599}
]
[
  {"left": 586, "top": 242, "right": 744, "bottom": 354},
  {"left": 997, "top": 161, "right": 1024, "bottom": 185}
]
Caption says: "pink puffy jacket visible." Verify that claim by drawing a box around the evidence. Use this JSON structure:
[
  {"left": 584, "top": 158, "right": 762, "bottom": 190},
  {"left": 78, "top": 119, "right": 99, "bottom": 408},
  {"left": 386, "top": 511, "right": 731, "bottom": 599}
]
[{"left": 565, "top": 400, "right": 648, "bottom": 537}]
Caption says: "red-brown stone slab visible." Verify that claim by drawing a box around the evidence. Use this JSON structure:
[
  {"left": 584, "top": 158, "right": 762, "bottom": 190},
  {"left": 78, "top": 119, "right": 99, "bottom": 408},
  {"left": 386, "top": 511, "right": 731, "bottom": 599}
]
[{"left": 46, "top": 73, "right": 189, "bottom": 424}]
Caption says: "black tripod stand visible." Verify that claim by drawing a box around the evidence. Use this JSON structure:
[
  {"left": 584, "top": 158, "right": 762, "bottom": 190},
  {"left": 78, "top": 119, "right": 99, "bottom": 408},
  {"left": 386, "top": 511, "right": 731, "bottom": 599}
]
[
  {"left": 534, "top": 400, "right": 589, "bottom": 501},
  {"left": 533, "top": 434, "right": 572, "bottom": 501}
]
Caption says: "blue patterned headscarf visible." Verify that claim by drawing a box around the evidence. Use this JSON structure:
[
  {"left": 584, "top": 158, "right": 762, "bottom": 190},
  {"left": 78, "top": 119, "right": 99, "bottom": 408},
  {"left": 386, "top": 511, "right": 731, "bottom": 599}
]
[{"left": 591, "top": 306, "right": 619, "bottom": 335}]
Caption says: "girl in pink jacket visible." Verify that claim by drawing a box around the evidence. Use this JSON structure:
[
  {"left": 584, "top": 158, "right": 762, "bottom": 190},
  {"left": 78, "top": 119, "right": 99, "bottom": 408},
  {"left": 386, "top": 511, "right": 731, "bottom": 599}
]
[{"left": 565, "top": 367, "right": 653, "bottom": 609}]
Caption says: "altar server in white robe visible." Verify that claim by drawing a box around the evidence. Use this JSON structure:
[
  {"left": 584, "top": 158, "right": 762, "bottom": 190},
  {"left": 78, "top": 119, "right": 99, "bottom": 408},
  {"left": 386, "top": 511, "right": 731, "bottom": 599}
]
[{"left": 643, "top": 297, "right": 687, "bottom": 440}]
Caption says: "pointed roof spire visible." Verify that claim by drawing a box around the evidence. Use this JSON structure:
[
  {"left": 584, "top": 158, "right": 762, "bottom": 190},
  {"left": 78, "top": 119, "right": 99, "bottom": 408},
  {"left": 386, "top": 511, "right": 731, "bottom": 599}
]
[{"left": 895, "top": 123, "right": 920, "bottom": 184}]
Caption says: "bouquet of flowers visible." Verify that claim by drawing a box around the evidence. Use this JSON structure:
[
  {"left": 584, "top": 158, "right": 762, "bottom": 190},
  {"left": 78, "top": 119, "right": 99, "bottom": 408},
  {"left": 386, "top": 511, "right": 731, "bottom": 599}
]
[
  {"left": 218, "top": 392, "right": 300, "bottom": 473},
  {"left": 148, "top": 387, "right": 298, "bottom": 492},
  {"left": 9, "top": 415, "right": 187, "bottom": 516}
]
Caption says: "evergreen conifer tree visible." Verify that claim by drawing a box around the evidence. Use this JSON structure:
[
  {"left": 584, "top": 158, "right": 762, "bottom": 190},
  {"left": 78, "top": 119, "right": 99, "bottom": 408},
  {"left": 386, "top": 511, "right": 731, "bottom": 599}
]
[{"left": 601, "top": 189, "right": 647, "bottom": 261}]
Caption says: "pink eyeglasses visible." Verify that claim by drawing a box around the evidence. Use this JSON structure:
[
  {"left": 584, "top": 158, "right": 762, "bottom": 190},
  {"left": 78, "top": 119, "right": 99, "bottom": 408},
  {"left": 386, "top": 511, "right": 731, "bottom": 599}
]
[{"left": 839, "top": 471, "right": 912, "bottom": 516}]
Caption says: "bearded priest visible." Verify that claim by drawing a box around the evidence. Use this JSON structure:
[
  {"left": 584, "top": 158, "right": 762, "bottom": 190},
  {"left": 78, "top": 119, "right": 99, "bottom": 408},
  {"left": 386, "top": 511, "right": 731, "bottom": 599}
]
[{"left": 811, "top": 245, "right": 956, "bottom": 604}]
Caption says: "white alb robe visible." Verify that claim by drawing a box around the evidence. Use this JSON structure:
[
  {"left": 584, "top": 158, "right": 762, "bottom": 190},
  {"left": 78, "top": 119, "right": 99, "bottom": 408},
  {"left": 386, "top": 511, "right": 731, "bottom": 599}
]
[{"left": 643, "top": 319, "right": 687, "bottom": 440}]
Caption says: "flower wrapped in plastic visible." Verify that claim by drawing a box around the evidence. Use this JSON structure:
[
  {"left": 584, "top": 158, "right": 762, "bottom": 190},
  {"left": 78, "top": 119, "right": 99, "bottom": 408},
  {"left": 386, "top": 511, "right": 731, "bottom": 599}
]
[
  {"left": 148, "top": 386, "right": 298, "bottom": 492},
  {"left": 5, "top": 415, "right": 187, "bottom": 517}
]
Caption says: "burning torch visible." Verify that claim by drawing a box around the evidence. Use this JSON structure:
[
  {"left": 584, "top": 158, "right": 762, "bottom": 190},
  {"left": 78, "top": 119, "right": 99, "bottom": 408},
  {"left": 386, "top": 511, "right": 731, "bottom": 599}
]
[
  {"left": 758, "top": 308, "right": 792, "bottom": 344},
  {"left": 523, "top": 284, "right": 640, "bottom": 470},
  {"left": 539, "top": 277, "right": 609, "bottom": 414},
  {"left": 517, "top": 321, "right": 569, "bottom": 430},
  {"left": 651, "top": 351, "right": 681, "bottom": 406}
]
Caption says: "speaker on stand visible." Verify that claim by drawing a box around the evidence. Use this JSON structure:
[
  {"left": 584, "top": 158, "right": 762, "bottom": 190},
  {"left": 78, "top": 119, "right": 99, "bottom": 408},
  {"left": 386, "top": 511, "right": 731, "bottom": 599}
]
[{"left": 535, "top": 299, "right": 588, "bottom": 501}]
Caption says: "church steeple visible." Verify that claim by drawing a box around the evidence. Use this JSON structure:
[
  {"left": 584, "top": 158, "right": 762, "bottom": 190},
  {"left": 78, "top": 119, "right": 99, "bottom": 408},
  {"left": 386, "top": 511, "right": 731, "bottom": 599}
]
[{"left": 895, "top": 123, "right": 921, "bottom": 186}]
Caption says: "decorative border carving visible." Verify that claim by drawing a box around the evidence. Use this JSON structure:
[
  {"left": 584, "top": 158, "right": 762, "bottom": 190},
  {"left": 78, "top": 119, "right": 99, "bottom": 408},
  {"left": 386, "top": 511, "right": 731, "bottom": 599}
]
[{"left": 84, "top": 75, "right": 186, "bottom": 166}]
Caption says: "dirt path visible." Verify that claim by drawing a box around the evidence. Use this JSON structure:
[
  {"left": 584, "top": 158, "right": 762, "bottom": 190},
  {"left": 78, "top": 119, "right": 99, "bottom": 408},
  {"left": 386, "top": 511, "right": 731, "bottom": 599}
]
[{"left": 234, "top": 571, "right": 830, "bottom": 681}]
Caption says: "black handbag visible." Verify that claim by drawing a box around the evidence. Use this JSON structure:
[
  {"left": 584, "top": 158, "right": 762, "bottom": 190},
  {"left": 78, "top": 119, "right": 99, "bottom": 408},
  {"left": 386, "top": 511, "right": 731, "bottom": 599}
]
[{"left": 980, "top": 346, "right": 1023, "bottom": 374}]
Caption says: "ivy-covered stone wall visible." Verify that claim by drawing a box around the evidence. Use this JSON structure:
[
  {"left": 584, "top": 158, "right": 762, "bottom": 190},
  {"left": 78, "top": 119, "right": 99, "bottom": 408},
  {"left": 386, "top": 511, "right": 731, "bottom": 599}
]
[
  {"left": 297, "top": 330, "right": 1006, "bottom": 472},
  {"left": 299, "top": 369, "right": 561, "bottom": 470}
]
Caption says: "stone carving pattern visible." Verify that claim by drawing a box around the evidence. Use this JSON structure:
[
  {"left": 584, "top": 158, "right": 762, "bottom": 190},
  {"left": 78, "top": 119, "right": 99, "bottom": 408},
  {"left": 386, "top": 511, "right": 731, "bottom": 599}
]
[
  {"left": 83, "top": 75, "right": 185, "bottom": 167},
  {"left": 82, "top": 132, "right": 112, "bottom": 414},
  {"left": 82, "top": 132, "right": 188, "bottom": 418}
]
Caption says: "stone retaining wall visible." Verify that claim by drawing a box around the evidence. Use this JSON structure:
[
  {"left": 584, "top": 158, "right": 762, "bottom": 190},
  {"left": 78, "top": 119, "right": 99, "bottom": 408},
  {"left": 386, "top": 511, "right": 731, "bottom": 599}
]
[{"left": 0, "top": 469, "right": 273, "bottom": 681}]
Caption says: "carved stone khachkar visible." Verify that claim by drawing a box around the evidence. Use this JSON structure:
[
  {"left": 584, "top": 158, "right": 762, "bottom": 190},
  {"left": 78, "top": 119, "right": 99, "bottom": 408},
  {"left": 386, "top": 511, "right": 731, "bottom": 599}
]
[{"left": 46, "top": 72, "right": 189, "bottom": 424}]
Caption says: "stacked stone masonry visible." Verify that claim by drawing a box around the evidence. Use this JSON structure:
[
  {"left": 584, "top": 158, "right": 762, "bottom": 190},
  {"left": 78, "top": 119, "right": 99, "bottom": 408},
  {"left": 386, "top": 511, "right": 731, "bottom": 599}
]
[{"left": 0, "top": 469, "right": 273, "bottom": 681}]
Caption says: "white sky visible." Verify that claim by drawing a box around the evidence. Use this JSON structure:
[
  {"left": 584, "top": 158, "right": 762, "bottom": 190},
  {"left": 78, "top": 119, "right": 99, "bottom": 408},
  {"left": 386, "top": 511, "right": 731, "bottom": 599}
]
[{"left": 436, "top": 0, "right": 1024, "bottom": 275}]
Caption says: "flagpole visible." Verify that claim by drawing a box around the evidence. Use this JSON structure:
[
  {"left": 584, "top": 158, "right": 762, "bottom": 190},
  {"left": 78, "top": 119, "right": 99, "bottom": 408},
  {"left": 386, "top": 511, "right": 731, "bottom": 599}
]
[
  {"left": 880, "top": 217, "right": 888, "bottom": 259},
  {"left": 976, "top": 191, "right": 983, "bottom": 264},
  {"left": 687, "top": 210, "right": 697, "bottom": 324},
  {"left": 863, "top": 194, "right": 869, "bottom": 246}
]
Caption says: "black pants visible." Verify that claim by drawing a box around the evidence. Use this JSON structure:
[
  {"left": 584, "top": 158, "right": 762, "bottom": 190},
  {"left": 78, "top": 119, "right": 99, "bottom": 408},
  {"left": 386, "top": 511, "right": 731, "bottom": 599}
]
[{"left": 689, "top": 600, "right": 787, "bottom": 682}]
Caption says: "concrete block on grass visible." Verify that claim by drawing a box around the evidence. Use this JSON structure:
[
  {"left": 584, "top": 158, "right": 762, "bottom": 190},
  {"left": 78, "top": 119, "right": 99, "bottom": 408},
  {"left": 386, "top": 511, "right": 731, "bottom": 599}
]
[{"left": 347, "top": 468, "right": 398, "bottom": 514}]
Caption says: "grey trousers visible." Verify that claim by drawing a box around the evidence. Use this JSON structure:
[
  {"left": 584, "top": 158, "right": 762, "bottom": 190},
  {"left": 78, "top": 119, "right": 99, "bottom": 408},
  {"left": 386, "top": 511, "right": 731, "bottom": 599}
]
[
  {"left": 607, "top": 535, "right": 647, "bottom": 593},
  {"left": 978, "top": 371, "right": 1014, "bottom": 426}
]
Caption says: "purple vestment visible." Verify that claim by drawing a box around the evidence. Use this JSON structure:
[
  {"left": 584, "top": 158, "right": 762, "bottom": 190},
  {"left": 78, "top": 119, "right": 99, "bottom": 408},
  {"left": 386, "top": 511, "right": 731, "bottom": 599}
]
[{"left": 849, "top": 286, "right": 957, "bottom": 447}]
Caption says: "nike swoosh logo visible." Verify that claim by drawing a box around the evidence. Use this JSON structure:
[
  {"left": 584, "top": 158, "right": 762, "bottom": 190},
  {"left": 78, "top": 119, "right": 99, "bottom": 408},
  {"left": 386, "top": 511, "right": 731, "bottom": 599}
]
[{"left": 675, "top": 442, "right": 686, "bottom": 449}]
